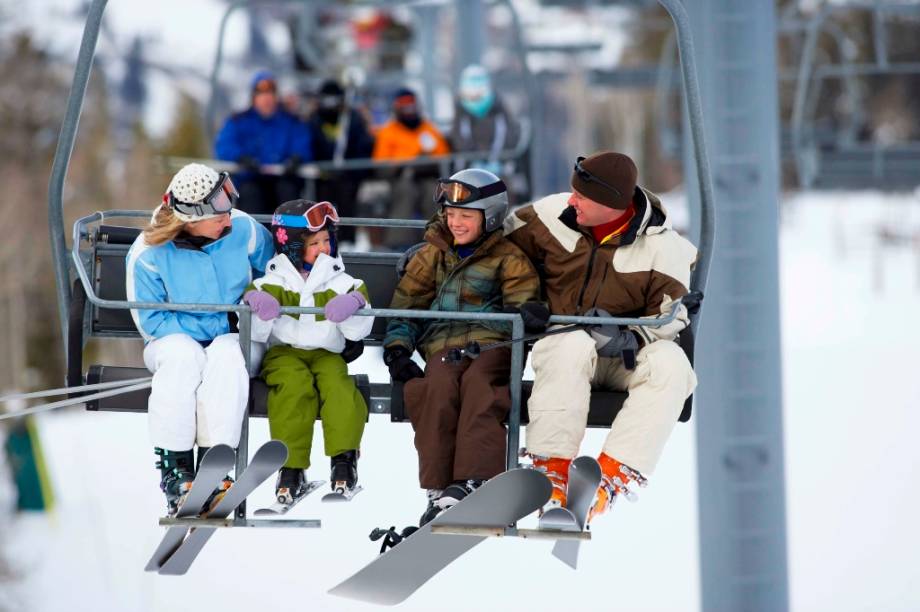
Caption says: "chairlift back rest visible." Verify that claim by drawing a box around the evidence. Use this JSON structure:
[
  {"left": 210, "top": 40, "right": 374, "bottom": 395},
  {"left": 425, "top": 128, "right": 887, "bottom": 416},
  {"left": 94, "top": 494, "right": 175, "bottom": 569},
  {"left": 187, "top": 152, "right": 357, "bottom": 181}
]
[{"left": 87, "top": 225, "right": 399, "bottom": 342}]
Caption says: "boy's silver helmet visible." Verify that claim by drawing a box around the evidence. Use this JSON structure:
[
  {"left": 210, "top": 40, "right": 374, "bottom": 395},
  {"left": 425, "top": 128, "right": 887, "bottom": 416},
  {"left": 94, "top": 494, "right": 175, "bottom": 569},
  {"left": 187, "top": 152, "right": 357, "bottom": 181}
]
[{"left": 434, "top": 168, "right": 509, "bottom": 233}]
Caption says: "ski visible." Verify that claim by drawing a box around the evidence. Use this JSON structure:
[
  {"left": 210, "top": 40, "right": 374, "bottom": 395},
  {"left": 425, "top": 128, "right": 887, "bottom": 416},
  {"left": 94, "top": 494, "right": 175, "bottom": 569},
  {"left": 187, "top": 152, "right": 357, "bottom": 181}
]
[
  {"left": 321, "top": 484, "right": 364, "bottom": 503},
  {"left": 328, "top": 467, "right": 551, "bottom": 606},
  {"left": 538, "top": 506, "right": 579, "bottom": 531},
  {"left": 254, "top": 480, "right": 325, "bottom": 516},
  {"left": 157, "top": 440, "right": 288, "bottom": 575},
  {"left": 551, "top": 456, "right": 601, "bottom": 569},
  {"left": 144, "top": 444, "right": 236, "bottom": 572}
]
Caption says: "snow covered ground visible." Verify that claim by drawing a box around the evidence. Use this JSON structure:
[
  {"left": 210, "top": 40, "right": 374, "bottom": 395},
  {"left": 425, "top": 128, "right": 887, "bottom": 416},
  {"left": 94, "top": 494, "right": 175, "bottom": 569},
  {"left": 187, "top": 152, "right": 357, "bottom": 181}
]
[{"left": 4, "top": 190, "right": 919, "bottom": 611}]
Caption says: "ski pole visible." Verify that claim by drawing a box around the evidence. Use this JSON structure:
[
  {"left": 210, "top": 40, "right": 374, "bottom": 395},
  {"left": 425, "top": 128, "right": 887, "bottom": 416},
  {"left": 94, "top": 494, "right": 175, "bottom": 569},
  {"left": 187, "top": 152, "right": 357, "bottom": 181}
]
[
  {"left": 0, "top": 376, "right": 152, "bottom": 403},
  {"left": 441, "top": 324, "right": 590, "bottom": 363},
  {"left": 0, "top": 380, "right": 152, "bottom": 421}
]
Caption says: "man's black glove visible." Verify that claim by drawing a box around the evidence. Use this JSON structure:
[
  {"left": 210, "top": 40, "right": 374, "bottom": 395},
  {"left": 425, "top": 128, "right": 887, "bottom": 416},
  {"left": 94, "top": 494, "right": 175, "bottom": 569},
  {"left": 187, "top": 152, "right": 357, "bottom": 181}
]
[
  {"left": 283, "top": 155, "right": 302, "bottom": 177},
  {"left": 383, "top": 346, "right": 424, "bottom": 383},
  {"left": 504, "top": 301, "right": 551, "bottom": 333},
  {"left": 586, "top": 307, "right": 639, "bottom": 359},
  {"left": 341, "top": 339, "right": 364, "bottom": 363},
  {"left": 238, "top": 155, "right": 261, "bottom": 173}
]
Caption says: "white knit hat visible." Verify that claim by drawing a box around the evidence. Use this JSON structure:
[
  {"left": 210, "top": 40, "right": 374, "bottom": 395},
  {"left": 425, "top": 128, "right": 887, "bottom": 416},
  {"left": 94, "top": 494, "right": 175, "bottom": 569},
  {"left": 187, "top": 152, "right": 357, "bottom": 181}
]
[{"left": 166, "top": 163, "right": 222, "bottom": 222}]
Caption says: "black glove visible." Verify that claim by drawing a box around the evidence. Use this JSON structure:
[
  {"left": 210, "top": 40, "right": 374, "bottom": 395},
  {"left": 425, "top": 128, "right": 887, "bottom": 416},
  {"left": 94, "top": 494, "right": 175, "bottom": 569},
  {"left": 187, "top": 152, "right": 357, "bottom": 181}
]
[
  {"left": 383, "top": 346, "right": 424, "bottom": 383},
  {"left": 341, "top": 339, "right": 364, "bottom": 364},
  {"left": 283, "top": 155, "right": 302, "bottom": 177},
  {"left": 504, "top": 302, "right": 551, "bottom": 333},
  {"left": 238, "top": 155, "right": 261, "bottom": 173},
  {"left": 586, "top": 307, "right": 639, "bottom": 359}
]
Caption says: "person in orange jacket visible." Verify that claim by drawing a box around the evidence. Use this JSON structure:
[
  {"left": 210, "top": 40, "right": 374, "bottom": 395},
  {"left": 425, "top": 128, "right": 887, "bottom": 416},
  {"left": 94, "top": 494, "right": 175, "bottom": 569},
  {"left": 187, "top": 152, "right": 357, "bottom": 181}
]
[{"left": 372, "top": 87, "right": 450, "bottom": 248}]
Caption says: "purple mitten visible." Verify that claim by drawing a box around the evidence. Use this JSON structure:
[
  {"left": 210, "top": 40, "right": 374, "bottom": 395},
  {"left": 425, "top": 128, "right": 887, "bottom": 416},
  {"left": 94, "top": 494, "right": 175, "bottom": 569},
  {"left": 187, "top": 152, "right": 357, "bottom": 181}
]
[
  {"left": 324, "top": 291, "right": 366, "bottom": 323},
  {"left": 243, "top": 290, "right": 281, "bottom": 321}
]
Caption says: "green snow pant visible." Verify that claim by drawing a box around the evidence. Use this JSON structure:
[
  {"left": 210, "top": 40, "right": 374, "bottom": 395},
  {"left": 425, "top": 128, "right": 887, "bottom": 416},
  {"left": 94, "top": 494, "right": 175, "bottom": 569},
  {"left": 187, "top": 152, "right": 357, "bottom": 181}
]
[{"left": 261, "top": 345, "right": 367, "bottom": 470}]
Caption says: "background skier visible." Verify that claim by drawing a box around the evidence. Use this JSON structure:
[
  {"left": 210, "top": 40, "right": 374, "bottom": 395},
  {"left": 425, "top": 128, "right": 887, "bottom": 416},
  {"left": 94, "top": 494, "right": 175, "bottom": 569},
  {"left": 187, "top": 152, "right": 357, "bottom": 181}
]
[
  {"left": 504, "top": 151, "right": 697, "bottom": 521},
  {"left": 126, "top": 163, "right": 274, "bottom": 515},
  {"left": 305, "top": 79, "right": 376, "bottom": 245},
  {"left": 215, "top": 70, "right": 313, "bottom": 215},
  {"left": 372, "top": 87, "right": 450, "bottom": 249}
]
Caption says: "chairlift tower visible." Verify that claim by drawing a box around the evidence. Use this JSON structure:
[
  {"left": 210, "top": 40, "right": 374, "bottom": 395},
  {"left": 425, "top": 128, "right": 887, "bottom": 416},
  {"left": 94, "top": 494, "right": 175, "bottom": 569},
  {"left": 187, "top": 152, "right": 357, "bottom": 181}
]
[{"left": 683, "top": 1, "right": 789, "bottom": 610}]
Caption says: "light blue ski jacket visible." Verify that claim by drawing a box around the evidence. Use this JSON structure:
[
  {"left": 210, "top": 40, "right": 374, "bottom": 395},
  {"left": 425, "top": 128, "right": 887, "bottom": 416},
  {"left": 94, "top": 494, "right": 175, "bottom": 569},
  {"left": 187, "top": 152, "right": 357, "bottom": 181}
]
[{"left": 126, "top": 210, "right": 274, "bottom": 343}]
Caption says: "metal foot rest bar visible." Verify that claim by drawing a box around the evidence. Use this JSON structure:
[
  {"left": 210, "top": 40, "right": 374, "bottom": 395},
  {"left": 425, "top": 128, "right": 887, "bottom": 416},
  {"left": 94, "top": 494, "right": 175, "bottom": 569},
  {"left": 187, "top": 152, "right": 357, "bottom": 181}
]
[
  {"left": 158, "top": 517, "right": 321, "bottom": 529},
  {"left": 430, "top": 525, "right": 591, "bottom": 541}
]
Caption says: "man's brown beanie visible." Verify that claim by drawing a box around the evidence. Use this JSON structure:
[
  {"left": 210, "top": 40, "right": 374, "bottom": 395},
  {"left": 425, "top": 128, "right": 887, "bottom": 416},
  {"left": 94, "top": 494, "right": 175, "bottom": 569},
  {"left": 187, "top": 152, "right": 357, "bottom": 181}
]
[{"left": 570, "top": 151, "right": 638, "bottom": 209}]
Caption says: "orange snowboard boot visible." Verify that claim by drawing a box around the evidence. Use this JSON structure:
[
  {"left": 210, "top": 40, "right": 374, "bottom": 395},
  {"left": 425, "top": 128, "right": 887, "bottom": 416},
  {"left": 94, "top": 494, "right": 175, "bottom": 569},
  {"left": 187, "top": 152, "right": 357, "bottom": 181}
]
[
  {"left": 531, "top": 455, "right": 573, "bottom": 509},
  {"left": 588, "top": 453, "right": 647, "bottom": 522}
]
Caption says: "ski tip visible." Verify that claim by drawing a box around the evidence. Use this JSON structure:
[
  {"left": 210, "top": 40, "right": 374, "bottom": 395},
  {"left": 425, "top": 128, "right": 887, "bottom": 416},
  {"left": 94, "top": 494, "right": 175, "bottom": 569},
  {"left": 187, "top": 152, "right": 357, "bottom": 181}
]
[
  {"left": 571, "top": 455, "right": 602, "bottom": 476},
  {"left": 538, "top": 508, "right": 580, "bottom": 532},
  {"left": 254, "top": 439, "right": 289, "bottom": 464}
]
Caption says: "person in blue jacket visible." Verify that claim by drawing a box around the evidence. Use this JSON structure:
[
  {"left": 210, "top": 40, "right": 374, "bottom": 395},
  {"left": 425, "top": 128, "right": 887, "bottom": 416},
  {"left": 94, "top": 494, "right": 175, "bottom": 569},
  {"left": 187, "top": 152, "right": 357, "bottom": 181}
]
[
  {"left": 126, "top": 163, "right": 275, "bottom": 515},
  {"left": 215, "top": 70, "right": 313, "bottom": 215}
]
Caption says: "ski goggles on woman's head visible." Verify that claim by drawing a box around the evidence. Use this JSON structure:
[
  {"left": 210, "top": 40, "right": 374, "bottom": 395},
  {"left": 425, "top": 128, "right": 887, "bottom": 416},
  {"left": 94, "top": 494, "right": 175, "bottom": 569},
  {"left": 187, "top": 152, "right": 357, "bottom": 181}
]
[
  {"left": 573, "top": 156, "right": 623, "bottom": 200},
  {"left": 168, "top": 172, "right": 238, "bottom": 218},
  {"left": 272, "top": 201, "right": 340, "bottom": 231},
  {"left": 433, "top": 178, "right": 506, "bottom": 205}
]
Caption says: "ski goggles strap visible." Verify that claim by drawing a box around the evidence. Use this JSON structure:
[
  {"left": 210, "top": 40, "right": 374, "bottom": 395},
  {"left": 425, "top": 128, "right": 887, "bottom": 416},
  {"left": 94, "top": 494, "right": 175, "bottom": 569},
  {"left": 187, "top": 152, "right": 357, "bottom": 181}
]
[
  {"left": 573, "top": 156, "right": 623, "bottom": 200},
  {"left": 168, "top": 172, "right": 238, "bottom": 218},
  {"left": 271, "top": 201, "right": 340, "bottom": 230},
  {"left": 433, "top": 178, "right": 506, "bottom": 205}
]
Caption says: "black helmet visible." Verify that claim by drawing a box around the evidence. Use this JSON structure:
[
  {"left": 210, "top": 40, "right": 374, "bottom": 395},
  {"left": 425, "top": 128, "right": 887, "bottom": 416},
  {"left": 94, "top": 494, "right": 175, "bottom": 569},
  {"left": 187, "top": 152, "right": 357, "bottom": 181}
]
[{"left": 270, "top": 199, "right": 340, "bottom": 268}]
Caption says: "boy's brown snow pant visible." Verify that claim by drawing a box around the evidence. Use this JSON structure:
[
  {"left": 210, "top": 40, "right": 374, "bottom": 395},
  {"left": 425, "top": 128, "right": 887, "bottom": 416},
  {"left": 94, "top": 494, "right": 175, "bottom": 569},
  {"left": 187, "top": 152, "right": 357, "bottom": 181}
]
[{"left": 403, "top": 347, "right": 511, "bottom": 489}]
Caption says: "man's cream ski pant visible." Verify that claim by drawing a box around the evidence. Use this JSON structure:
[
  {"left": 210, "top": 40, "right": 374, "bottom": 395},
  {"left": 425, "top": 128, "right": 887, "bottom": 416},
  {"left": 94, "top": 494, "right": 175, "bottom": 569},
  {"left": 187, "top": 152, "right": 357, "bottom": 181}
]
[{"left": 525, "top": 328, "right": 696, "bottom": 475}]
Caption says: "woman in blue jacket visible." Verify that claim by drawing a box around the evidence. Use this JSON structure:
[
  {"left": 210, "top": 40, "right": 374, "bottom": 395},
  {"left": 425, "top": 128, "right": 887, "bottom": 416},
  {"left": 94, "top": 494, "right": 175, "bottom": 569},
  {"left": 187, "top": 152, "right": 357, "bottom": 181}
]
[{"left": 126, "top": 163, "right": 274, "bottom": 515}]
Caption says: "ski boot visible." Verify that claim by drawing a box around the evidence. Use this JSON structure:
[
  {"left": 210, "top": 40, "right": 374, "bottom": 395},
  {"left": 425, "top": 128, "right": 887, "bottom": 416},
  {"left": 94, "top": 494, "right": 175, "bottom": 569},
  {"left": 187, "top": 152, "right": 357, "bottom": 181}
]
[
  {"left": 196, "top": 446, "right": 234, "bottom": 514},
  {"left": 587, "top": 452, "right": 647, "bottom": 522},
  {"left": 529, "top": 454, "right": 572, "bottom": 511},
  {"left": 275, "top": 467, "right": 308, "bottom": 504},
  {"left": 330, "top": 450, "right": 359, "bottom": 495},
  {"left": 155, "top": 448, "right": 195, "bottom": 516},
  {"left": 434, "top": 479, "right": 484, "bottom": 514},
  {"left": 418, "top": 488, "right": 444, "bottom": 527}
]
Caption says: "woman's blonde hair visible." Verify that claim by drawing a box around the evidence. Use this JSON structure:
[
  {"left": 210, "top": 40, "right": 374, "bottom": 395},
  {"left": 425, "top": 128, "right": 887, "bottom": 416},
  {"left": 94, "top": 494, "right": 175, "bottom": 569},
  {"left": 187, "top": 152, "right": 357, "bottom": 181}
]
[{"left": 143, "top": 205, "right": 186, "bottom": 246}]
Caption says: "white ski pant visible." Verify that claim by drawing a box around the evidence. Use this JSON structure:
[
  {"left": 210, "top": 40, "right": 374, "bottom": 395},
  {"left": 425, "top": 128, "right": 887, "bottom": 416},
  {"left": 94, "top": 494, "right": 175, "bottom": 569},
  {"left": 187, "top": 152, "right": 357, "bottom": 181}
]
[
  {"left": 143, "top": 333, "right": 249, "bottom": 451},
  {"left": 525, "top": 328, "right": 696, "bottom": 475}
]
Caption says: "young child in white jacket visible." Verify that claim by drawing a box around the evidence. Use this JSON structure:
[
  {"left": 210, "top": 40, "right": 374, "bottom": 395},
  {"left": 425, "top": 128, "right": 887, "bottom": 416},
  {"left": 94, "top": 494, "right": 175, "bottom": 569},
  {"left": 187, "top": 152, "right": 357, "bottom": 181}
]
[{"left": 243, "top": 200, "right": 372, "bottom": 503}]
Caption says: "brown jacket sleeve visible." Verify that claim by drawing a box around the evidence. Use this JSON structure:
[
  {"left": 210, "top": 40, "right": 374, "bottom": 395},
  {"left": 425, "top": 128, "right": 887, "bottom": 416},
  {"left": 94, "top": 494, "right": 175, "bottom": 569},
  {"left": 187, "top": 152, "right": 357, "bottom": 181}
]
[
  {"left": 499, "top": 243, "right": 541, "bottom": 309},
  {"left": 383, "top": 244, "right": 440, "bottom": 350}
]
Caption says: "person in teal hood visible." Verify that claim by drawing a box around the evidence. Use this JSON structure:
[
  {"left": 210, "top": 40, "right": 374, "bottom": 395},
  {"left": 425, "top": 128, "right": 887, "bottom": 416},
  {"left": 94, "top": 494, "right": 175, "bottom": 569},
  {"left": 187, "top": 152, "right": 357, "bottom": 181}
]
[{"left": 449, "top": 65, "right": 522, "bottom": 181}]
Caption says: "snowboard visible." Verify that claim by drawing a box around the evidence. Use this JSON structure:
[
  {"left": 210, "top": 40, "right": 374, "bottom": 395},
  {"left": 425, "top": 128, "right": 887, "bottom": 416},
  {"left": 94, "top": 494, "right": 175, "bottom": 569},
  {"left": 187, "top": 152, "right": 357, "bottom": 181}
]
[
  {"left": 144, "top": 444, "right": 236, "bottom": 572},
  {"left": 157, "top": 440, "right": 287, "bottom": 575},
  {"left": 550, "top": 456, "right": 601, "bottom": 569},
  {"left": 254, "top": 480, "right": 325, "bottom": 516},
  {"left": 328, "top": 467, "right": 551, "bottom": 606}
]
